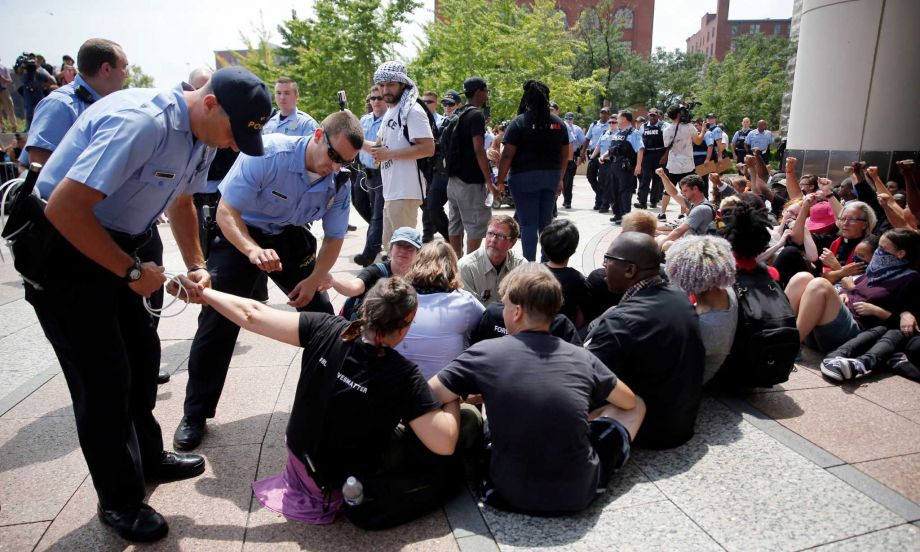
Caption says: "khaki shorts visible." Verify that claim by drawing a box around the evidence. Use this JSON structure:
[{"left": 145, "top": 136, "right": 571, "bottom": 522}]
[{"left": 447, "top": 176, "right": 491, "bottom": 240}]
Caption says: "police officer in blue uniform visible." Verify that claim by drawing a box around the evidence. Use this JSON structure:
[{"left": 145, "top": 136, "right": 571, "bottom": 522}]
[
  {"left": 22, "top": 67, "right": 271, "bottom": 542},
  {"left": 261, "top": 76, "right": 319, "bottom": 136},
  {"left": 354, "top": 84, "right": 388, "bottom": 266},
  {"left": 174, "top": 111, "right": 364, "bottom": 451},
  {"left": 591, "top": 117, "right": 617, "bottom": 214},
  {"left": 731, "top": 117, "right": 753, "bottom": 163},
  {"left": 604, "top": 111, "right": 644, "bottom": 224},
  {"left": 706, "top": 113, "right": 725, "bottom": 161},
  {"left": 582, "top": 107, "right": 610, "bottom": 210},
  {"left": 634, "top": 108, "right": 669, "bottom": 209}
]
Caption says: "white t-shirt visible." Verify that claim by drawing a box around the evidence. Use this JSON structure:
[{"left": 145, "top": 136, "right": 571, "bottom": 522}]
[
  {"left": 662, "top": 122, "right": 698, "bottom": 175},
  {"left": 397, "top": 289, "right": 485, "bottom": 380},
  {"left": 378, "top": 102, "right": 433, "bottom": 201}
]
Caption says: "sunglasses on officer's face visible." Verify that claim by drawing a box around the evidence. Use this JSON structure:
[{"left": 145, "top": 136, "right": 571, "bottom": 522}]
[{"left": 323, "top": 131, "right": 353, "bottom": 165}]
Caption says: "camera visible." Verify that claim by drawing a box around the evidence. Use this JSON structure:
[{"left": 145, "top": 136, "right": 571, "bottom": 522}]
[
  {"left": 676, "top": 100, "right": 701, "bottom": 124},
  {"left": 14, "top": 53, "right": 38, "bottom": 74}
]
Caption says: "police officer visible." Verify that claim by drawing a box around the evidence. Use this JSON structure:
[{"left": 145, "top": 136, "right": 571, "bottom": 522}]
[
  {"left": 706, "top": 113, "right": 725, "bottom": 161},
  {"left": 561, "top": 112, "right": 584, "bottom": 209},
  {"left": 261, "top": 76, "right": 319, "bottom": 136},
  {"left": 353, "top": 84, "right": 388, "bottom": 266},
  {"left": 174, "top": 111, "right": 364, "bottom": 451},
  {"left": 22, "top": 66, "right": 270, "bottom": 542},
  {"left": 590, "top": 117, "right": 617, "bottom": 214},
  {"left": 582, "top": 108, "right": 610, "bottom": 210},
  {"left": 731, "top": 117, "right": 753, "bottom": 163},
  {"left": 603, "top": 111, "right": 644, "bottom": 224},
  {"left": 634, "top": 108, "right": 669, "bottom": 209}
]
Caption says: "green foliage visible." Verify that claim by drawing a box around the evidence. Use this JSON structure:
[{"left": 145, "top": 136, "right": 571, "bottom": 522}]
[
  {"left": 410, "top": 0, "right": 602, "bottom": 123},
  {"left": 123, "top": 64, "right": 154, "bottom": 88},
  {"left": 692, "top": 35, "right": 796, "bottom": 132},
  {"left": 238, "top": 0, "right": 419, "bottom": 119}
]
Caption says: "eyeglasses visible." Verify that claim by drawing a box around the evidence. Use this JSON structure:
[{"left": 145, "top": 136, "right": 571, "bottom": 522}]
[
  {"left": 837, "top": 217, "right": 867, "bottom": 224},
  {"left": 603, "top": 254, "right": 656, "bottom": 271},
  {"left": 368, "top": 95, "right": 383, "bottom": 101},
  {"left": 486, "top": 230, "right": 513, "bottom": 241},
  {"left": 322, "top": 130, "right": 352, "bottom": 165}
]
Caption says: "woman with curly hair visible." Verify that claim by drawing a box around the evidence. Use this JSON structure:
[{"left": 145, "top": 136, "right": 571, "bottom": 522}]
[
  {"left": 719, "top": 192, "right": 781, "bottom": 281},
  {"left": 665, "top": 236, "right": 738, "bottom": 383}
]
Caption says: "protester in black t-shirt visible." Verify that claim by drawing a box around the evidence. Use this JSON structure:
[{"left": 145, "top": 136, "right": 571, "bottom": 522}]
[
  {"left": 495, "top": 80, "right": 569, "bottom": 261},
  {"left": 540, "top": 218, "right": 589, "bottom": 328},
  {"left": 470, "top": 303, "right": 581, "bottom": 344},
  {"left": 200, "top": 277, "right": 478, "bottom": 529},
  {"left": 431, "top": 264, "right": 644, "bottom": 515}
]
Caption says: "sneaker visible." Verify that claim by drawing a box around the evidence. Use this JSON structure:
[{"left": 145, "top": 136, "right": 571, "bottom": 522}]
[
  {"left": 657, "top": 213, "right": 667, "bottom": 221},
  {"left": 821, "top": 357, "right": 867, "bottom": 381}
]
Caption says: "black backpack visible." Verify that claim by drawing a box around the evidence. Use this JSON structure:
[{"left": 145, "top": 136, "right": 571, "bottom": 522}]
[
  {"left": 714, "top": 264, "right": 800, "bottom": 389},
  {"left": 402, "top": 98, "right": 440, "bottom": 187},
  {"left": 437, "top": 104, "right": 477, "bottom": 176}
]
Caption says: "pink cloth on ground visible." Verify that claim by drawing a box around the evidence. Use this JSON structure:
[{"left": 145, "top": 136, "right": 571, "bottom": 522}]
[{"left": 252, "top": 447, "right": 344, "bottom": 525}]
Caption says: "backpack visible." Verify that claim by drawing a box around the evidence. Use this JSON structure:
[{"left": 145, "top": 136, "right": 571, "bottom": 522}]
[
  {"left": 437, "top": 104, "right": 477, "bottom": 176},
  {"left": 340, "top": 263, "right": 389, "bottom": 321},
  {"left": 713, "top": 264, "right": 800, "bottom": 389},
  {"left": 402, "top": 98, "right": 440, "bottom": 188}
]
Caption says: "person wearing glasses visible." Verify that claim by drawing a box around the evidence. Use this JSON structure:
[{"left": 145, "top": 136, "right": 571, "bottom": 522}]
[
  {"left": 173, "top": 111, "right": 364, "bottom": 452},
  {"left": 585, "top": 232, "right": 705, "bottom": 449},
  {"left": 422, "top": 90, "right": 444, "bottom": 126},
  {"left": 458, "top": 215, "right": 525, "bottom": 305}
]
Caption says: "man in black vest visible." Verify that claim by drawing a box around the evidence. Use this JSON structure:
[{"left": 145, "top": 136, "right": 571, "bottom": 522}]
[
  {"left": 602, "top": 111, "right": 642, "bottom": 224},
  {"left": 731, "top": 117, "right": 753, "bottom": 163},
  {"left": 634, "top": 108, "right": 668, "bottom": 210}
]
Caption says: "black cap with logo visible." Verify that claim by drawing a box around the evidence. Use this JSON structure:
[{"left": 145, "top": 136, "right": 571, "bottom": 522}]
[{"left": 210, "top": 67, "right": 272, "bottom": 156}]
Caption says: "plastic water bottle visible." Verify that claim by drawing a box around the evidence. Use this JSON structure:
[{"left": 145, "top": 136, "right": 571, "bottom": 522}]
[
  {"left": 484, "top": 190, "right": 494, "bottom": 208},
  {"left": 342, "top": 476, "right": 364, "bottom": 506}
]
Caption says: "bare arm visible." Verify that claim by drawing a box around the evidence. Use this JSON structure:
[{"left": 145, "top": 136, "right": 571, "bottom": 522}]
[
  {"left": 165, "top": 194, "right": 210, "bottom": 302},
  {"left": 372, "top": 137, "right": 435, "bottom": 162},
  {"left": 656, "top": 167, "right": 689, "bottom": 210},
  {"left": 606, "top": 379, "right": 637, "bottom": 410},
  {"left": 878, "top": 193, "right": 912, "bottom": 229},
  {"left": 784, "top": 157, "right": 802, "bottom": 200},
  {"left": 200, "top": 287, "right": 301, "bottom": 346},
  {"left": 898, "top": 160, "right": 919, "bottom": 220},
  {"left": 216, "top": 200, "right": 282, "bottom": 272},
  {"left": 407, "top": 401, "right": 460, "bottom": 456},
  {"left": 471, "top": 134, "right": 494, "bottom": 190},
  {"left": 496, "top": 143, "right": 517, "bottom": 189}
]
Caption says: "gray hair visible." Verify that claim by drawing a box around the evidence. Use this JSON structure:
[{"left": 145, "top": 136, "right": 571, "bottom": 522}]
[
  {"left": 839, "top": 201, "right": 877, "bottom": 234},
  {"left": 665, "top": 236, "right": 736, "bottom": 295}
]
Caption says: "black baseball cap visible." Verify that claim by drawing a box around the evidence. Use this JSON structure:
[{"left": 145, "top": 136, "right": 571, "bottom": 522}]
[
  {"left": 441, "top": 90, "right": 461, "bottom": 105},
  {"left": 707, "top": 112, "right": 717, "bottom": 119},
  {"left": 564, "top": 112, "right": 575, "bottom": 120},
  {"left": 550, "top": 101, "right": 559, "bottom": 110},
  {"left": 210, "top": 67, "right": 272, "bottom": 156},
  {"left": 463, "top": 77, "right": 487, "bottom": 96}
]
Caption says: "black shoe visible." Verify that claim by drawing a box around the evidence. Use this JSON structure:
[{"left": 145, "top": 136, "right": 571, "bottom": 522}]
[
  {"left": 657, "top": 213, "right": 667, "bottom": 221},
  {"left": 598, "top": 208, "right": 610, "bottom": 214},
  {"left": 563, "top": 203, "right": 572, "bottom": 209},
  {"left": 353, "top": 253, "right": 376, "bottom": 267},
  {"left": 98, "top": 503, "right": 168, "bottom": 542},
  {"left": 650, "top": 202, "right": 658, "bottom": 208},
  {"left": 146, "top": 451, "right": 206, "bottom": 482},
  {"left": 347, "top": 224, "right": 357, "bottom": 231},
  {"left": 633, "top": 202, "right": 647, "bottom": 209},
  {"left": 173, "top": 417, "right": 205, "bottom": 451},
  {"left": 156, "top": 370, "right": 170, "bottom": 385},
  {"left": 592, "top": 205, "right": 601, "bottom": 211}
]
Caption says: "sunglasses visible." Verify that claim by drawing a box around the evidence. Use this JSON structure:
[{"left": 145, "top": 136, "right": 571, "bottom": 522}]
[
  {"left": 441, "top": 101, "right": 456, "bottom": 107},
  {"left": 368, "top": 95, "right": 383, "bottom": 101},
  {"left": 323, "top": 131, "right": 353, "bottom": 165},
  {"left": 603, "top": 254, "right": 657, "bottom": 271},
  {"left": 423, "top": 99, "right": 436, "bottom": 105}
]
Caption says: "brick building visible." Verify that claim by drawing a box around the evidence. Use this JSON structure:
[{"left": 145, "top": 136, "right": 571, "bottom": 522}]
[
  {"left": 436, "top": 0, "right": 655, "bottom": 59},
  {"left": 686, "top": 0, "right": 790, "bottom": 61}
]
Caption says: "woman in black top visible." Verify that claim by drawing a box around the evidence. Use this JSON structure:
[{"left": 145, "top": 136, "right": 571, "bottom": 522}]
[{"left": 495, "top": 80, "right": 569, "bottom": 261}]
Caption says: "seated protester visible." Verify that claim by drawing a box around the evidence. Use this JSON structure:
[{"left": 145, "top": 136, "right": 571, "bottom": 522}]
[
  {"left": 654, "top": 170, "right": 716, "bottom": 252},
  {"left": 320, "top": 227, "right": 422, "bottom": 319},
  {"left": 828, "top": 234, "right": 878, "bottom": 291},
  {"left": 430, "top": 264, "right": 645, "bottom": 514},
  {"left": 711, "top": 176, "right": 738, "bottom": 206},
  {"left": 585, "top": 232, "right": 705, "bottom": 449},
  {"left": 767, "top": 195, "right": 820, "bottom": 287},
  {"left": 621, "top": 209, "right": 659, "bottom": 237},
  {"left": 200, "top": 278, "right": 479, "bottom": 529},
  {"left": 401, "top": 241, "right": 485, "bottom": 379},
  {"left": 470, "top": 302, "right": 581, "bottom": 345},
  {"left": 459, "top": 215, "right": 525, "bottom": 305},
  {"left": 664, "top": 236, "right": 738, "bottom": 385},
  {"left": 785, "top": 229, "right": 920, "bottom": 353},
  {"left": 720, "top": 193, "right": 781, "bottom": 281},
  {"left": 814, "top": 201, "right": 877, "bottom": 280},
  {"left": 582, "top": 267, "right": 621, "bottom": 329},
  {"left": 821, "top": 315, "right": 920, "bottom": 383},
  {"left": 540, "top": 219, "right": 589, "bottom": 328}
]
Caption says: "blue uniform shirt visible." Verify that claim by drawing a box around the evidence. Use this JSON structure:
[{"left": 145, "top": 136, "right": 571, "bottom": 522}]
[
  {"left": 745, "top": 129, "right": 774, "bottom": 151},
  {"left": 433, "top": 111, "right": 444, "bottom": 127},
  {"left": 595, "top": 128, "right": 616, "bottom": 156},
  {"left": 37, "top": 86, "right": 216, "bottom": 236},
  {"left": 570, "top": 124, "right": 586, "bottom": 150},
  {"left": 708, "top": 125, "right": 724, "bottom": 144},
  {"left": 261, "top": 109, "right": 318, "bottom": 137},
  {"left": 586, "top": 119, "right": 607, "bottom": 150},
  {"left": 359, "top": 112, "right": 383, "bottom": 167},
  {"left": 19, "top": 74, "right": 103, "bottom": 165},
  {"left": 219, "top": 134, "right": 350, "bottom": 239},
  {"left": 624, "top": 126, "right": 645, "bottom": 152}
]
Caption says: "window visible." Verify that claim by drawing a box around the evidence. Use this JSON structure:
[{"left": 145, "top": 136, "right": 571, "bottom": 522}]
[
  {"left": 774, "top": 25, "right": 783, "bottom": 36},
  {"left": 732, "top": 24, "right": 739, "bottom": 35},
  {"left": 614, "top": 8, "right": 634, "bottom": 29},
  {"left": 750, "top": 24, "right": 761, "bottom": 34}
]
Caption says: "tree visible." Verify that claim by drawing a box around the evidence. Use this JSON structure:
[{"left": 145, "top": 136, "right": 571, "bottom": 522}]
[
  {"left": 239, "top": 0, "right": 419, "bottom": 118},
  {"left": 411, "top": 0, "right": 601, "bottom": 123},
  {"left": 692, "top": 35, "right": 796, "bottom": 133},
  {"left": 124, "top": 64, "right": 154, "bottom": 88},
  {"left": 572, "top": 0, "right": 635, "bottom": 108}
]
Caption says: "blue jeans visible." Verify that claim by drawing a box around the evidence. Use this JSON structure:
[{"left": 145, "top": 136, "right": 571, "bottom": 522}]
[
  {"left": 509, "top": 169, "right": 558, "bottom": 261},
  {"left": 362, "top": 170, "right": 385, "bottom": 258}
]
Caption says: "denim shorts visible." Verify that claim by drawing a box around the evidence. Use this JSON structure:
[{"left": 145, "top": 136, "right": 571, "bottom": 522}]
[{"left": 807, "top": 304, "right": 861, "bottom": 353}]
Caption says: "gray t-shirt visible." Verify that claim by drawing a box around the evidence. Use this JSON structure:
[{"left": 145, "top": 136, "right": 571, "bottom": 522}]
[
  {"left": 698, "top": 287, "right": 738, "bottom": 384},
  {"left": 437, "top": 332, "right": 617, "bottom": 513},
  {"left": 685, "top": 200, "right": 716, "bottom": 235}
]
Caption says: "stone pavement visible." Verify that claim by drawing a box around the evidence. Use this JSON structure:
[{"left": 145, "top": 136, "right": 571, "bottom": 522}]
[{"left": 1, "top": 176, "right": 919, "bottom": 551}]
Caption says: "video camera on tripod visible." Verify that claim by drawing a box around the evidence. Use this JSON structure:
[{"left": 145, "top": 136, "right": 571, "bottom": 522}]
[{"left": 675, "top": 100, "right": 702, "bottom": 124}]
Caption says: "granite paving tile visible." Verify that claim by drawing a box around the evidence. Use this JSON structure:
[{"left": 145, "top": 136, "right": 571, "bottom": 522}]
[
  {"left": 746, "top": 365, "right": 835, "bottom": 393},
  {"left": 483, "top": 499, "right": 721, "bottom": 551},
  {"left": 635, "top": 398, "right": 903, "bottom": 552},
  {"left": 748, "top": 387, "right": 920, "bottom": 463},
  {"left": 160, "top": 339, "right": 192, "bottom": 375},
  {"left": 851, "top": 374, "right": 920, "bottom": 413},
  {"left": 0, "top": 521, "right": 51, "bottom": 552},
  {"left": 0, "top": 324, "right": 60, "bottom": 400},
  {"left": 226, "top": 329, "right": 300, "bottom": 369},
  {"left": 0, "top": 298, "right": 37, "bottom": 339},
  {"left": 0, "top": 416, "right": 87, "bottom": 525},
  {"left": 900, "top": 409, "right": 920, "bottom": 424},
  {"left": 808, "top": 523, "right": 920, "bottom": 551},
  {"left": 155, "top": 302, "right": 204, "bottom": 341},
  {"left": 1, "top": 373, "right": 72, "bottom": 419},
  {"left": 854, "top": 453, "right": 920, "bottom": 505}
]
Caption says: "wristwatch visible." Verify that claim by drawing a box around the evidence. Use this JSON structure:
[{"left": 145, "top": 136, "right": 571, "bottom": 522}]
[{"left": 123, "top": 257, "right": 142, "bottom": 283}]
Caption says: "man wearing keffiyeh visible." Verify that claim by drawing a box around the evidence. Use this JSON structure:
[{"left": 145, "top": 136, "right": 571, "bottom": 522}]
[{"left": 364, "top": 61, "right": 435, "bottom": 248}]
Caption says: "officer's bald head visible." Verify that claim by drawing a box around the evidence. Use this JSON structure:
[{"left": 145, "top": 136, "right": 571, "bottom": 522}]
[{"left": 188, "top": 67, "right": 213, "bottom": 90}]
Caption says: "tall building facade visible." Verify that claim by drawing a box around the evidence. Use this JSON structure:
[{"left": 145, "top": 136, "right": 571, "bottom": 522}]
[{"left": 686, "top": 0, "right": 790, "bottom": 61}]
